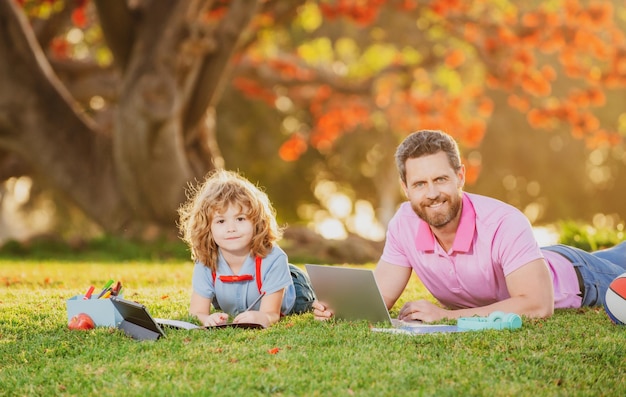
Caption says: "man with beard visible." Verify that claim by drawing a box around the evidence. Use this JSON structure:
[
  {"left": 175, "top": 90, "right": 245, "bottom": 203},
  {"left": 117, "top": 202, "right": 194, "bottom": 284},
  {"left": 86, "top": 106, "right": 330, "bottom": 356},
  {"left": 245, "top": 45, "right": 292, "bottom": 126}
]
[{"left": 313, "top": 130, "right": 626, "bottom": 322}]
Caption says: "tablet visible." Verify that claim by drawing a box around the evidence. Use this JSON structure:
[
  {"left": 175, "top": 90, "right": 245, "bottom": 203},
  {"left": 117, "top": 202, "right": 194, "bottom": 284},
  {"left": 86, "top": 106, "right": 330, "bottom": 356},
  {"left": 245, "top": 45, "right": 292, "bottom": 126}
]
[{"left": 110, "top": 296, "right": 166, "bottom": 340}]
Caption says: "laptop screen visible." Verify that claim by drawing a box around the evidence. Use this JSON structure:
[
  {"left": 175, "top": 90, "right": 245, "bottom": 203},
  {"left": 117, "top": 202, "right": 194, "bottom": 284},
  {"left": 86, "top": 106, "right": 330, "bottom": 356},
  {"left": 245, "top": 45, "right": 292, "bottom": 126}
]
[{"left": 305, "top": 264, "right": 392, "bottom": 324}]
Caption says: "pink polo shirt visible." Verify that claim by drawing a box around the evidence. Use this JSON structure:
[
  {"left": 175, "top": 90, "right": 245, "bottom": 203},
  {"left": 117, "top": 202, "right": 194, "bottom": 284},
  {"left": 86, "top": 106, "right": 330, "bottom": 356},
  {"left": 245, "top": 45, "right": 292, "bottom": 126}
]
[{"left": 381, "top": 192, "right": 582, "bottom": 309}]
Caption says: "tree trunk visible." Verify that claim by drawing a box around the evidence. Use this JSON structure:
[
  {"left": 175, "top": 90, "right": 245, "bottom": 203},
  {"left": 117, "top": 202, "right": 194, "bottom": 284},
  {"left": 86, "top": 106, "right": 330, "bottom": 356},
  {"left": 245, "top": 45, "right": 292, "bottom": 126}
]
[
  {"left": 0, "top": 1, "right": 132, "bottom": 231},
  {"left": 112, "top": 1, "right": 194, "bottom": 223},
  {"left": 0, "top": 0, "right": 265, "bottom": 235}
]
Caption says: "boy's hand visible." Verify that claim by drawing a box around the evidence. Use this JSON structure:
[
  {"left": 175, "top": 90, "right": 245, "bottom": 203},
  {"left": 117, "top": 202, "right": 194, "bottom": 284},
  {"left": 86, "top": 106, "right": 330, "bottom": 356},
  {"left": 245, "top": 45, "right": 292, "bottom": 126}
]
[
  {"left": 203, "top": 312, "right": 229, "bottom": 327},
  {"left": 233, "top": 311, "right": 269, "bottom": 328},
  {"left": 312, "top": 301, "right": 333, "bottom": 321}
]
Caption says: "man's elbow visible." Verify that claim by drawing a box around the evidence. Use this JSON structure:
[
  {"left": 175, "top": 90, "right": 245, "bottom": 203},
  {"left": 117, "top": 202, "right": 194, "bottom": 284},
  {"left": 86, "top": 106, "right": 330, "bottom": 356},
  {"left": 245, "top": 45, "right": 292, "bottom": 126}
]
[{"left": 532, "top": 303, "right": 554, "bottom": 319}]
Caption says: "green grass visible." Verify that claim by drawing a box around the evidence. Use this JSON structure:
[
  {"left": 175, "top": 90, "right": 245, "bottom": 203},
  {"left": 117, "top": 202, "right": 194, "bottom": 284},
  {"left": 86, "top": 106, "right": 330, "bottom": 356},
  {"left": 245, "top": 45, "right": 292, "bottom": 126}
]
[{"left": 1, "top": 258, "right": 624, "bottom": 397}]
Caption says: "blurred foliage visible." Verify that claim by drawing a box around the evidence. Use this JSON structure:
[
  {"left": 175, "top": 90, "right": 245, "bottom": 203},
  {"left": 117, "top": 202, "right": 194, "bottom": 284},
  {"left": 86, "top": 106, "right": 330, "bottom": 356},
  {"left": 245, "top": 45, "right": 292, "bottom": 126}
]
[
  {"left": 556, "top": 220, "right": 625, "bottom": 251},
  {"left": 215, "top": 87, "right": 322, "bottom": 227},
  {"left": 2, "top": 0, "right": 625, "bottom": 241},
  {"left": 1, "top": 221, "right": 623, "bottom": 265},
  {"left": 0, "top": 235, "right": 190, "bottom": 263},
  {"left": 0, "top": 229, "right": 382, "bottom": 265}
]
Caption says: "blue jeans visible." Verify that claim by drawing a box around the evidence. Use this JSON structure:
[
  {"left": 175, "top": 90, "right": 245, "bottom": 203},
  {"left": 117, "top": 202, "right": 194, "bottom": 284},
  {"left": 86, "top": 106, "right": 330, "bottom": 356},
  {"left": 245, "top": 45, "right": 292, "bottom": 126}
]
[
  {"left": 289, "top": 264, "right": 316, "bottom": 314},
  {"left": 542, "top": 242, "right": 626, "bottom": 307}
]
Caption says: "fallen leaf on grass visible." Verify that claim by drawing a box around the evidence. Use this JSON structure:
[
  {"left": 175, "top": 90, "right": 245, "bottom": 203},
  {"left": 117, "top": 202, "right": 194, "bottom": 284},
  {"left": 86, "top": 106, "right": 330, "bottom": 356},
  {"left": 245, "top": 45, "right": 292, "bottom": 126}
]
[{"left": 268, "top": 347, "right": 280, "bottom": 355}]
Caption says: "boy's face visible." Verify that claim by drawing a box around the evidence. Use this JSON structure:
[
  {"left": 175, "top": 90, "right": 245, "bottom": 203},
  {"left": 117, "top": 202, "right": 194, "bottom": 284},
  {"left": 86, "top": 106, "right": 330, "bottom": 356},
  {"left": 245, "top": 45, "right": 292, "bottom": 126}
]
[
  {"left": 401, "top": 151, "right": 465, "bottom": 229},
  {"left": 210, "top": 204, "right": 254, "bottom": 257}
]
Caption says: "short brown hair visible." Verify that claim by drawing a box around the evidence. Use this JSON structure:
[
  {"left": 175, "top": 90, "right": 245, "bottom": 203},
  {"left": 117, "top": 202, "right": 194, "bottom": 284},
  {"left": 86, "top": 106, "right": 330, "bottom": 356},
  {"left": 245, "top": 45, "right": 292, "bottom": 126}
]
[{"left": 395, "top": 130, "right": 462, "bottom": 184}]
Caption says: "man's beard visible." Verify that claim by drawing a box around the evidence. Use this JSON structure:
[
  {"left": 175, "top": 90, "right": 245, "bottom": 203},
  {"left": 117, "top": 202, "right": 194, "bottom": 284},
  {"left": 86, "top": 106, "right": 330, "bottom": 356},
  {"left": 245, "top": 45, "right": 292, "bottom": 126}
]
[{"left": 412, "top": 192, "right": 462, "bottom": 228}]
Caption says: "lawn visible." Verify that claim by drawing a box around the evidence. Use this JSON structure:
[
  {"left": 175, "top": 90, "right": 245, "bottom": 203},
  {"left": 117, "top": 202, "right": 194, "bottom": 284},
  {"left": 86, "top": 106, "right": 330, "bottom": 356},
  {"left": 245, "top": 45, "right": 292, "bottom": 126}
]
[{"left": 1, "top": 257, "right": 624, "bottom": 396}]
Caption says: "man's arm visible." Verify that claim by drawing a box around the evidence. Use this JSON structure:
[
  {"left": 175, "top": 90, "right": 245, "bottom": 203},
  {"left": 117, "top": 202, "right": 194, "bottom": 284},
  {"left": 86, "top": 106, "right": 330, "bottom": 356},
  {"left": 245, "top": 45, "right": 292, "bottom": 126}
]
[
  {"left": 373, "top": 259, "right": 413, "bottom": 309},
  {"left": 501, "top": 258, "right": 555, "bottom": 317},
  {"left": 398, "top": 258, "right": 555, "bottom": 322}
]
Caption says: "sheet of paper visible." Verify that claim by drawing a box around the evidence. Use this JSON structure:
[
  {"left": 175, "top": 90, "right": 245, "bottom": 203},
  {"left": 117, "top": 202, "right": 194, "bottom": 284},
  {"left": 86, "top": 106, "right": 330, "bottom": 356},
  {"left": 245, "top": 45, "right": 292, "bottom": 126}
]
[
  {"left": 155, "top": 318, "right": 265, "bottom": 330},
  {"left": 154, "top": 318, "right": 200, "bottom": 330}
]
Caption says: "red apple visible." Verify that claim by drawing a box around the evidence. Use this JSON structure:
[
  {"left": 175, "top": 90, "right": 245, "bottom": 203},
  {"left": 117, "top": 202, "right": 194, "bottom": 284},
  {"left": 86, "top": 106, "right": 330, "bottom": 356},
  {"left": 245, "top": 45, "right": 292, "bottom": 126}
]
[{"left": 68, "top": 313, "right": 95, "bottom": 330}]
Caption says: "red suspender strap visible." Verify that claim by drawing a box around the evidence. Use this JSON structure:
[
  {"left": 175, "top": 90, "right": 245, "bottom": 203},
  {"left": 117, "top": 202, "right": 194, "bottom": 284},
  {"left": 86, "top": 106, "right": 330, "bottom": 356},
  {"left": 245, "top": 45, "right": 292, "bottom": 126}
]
[
  {"left": 211, "top": 257, "right": 263, "bottom": 294},
  {"left": 255, "top": 256, "right": 263, "bottom": 293}
]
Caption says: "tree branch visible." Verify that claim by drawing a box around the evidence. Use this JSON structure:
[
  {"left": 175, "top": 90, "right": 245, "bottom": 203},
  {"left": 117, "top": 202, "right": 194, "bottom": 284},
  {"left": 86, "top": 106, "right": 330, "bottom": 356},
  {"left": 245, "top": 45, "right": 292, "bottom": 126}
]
[
  {"left": 183, "top": 0, "right": 262, "bottom": 131},
  {"left": 93, "top": 0, "right": 135, "bottom": 71},
  {"left": 49, "top": 59, "right": 120, "bottom": 103}
]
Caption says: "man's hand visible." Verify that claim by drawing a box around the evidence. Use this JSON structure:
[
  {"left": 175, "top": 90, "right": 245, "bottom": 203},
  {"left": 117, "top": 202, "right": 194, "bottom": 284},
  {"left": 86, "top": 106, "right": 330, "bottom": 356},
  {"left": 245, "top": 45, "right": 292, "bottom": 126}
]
[
  {"left": 398, "top": 300, "right": 449, "bottom": 323},
  {"left": 312, "top": 301, "right": 334, "bottom": 321}
]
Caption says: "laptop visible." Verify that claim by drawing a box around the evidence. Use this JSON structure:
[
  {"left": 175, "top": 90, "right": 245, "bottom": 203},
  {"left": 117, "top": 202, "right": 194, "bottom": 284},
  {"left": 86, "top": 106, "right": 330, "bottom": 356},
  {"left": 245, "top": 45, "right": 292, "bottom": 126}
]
[
  {"left": 304, "top": 264, "right": 461, "bottom": 334},
  {"left": 305, "top": 264, "right": 401, "bottom": 325}
]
